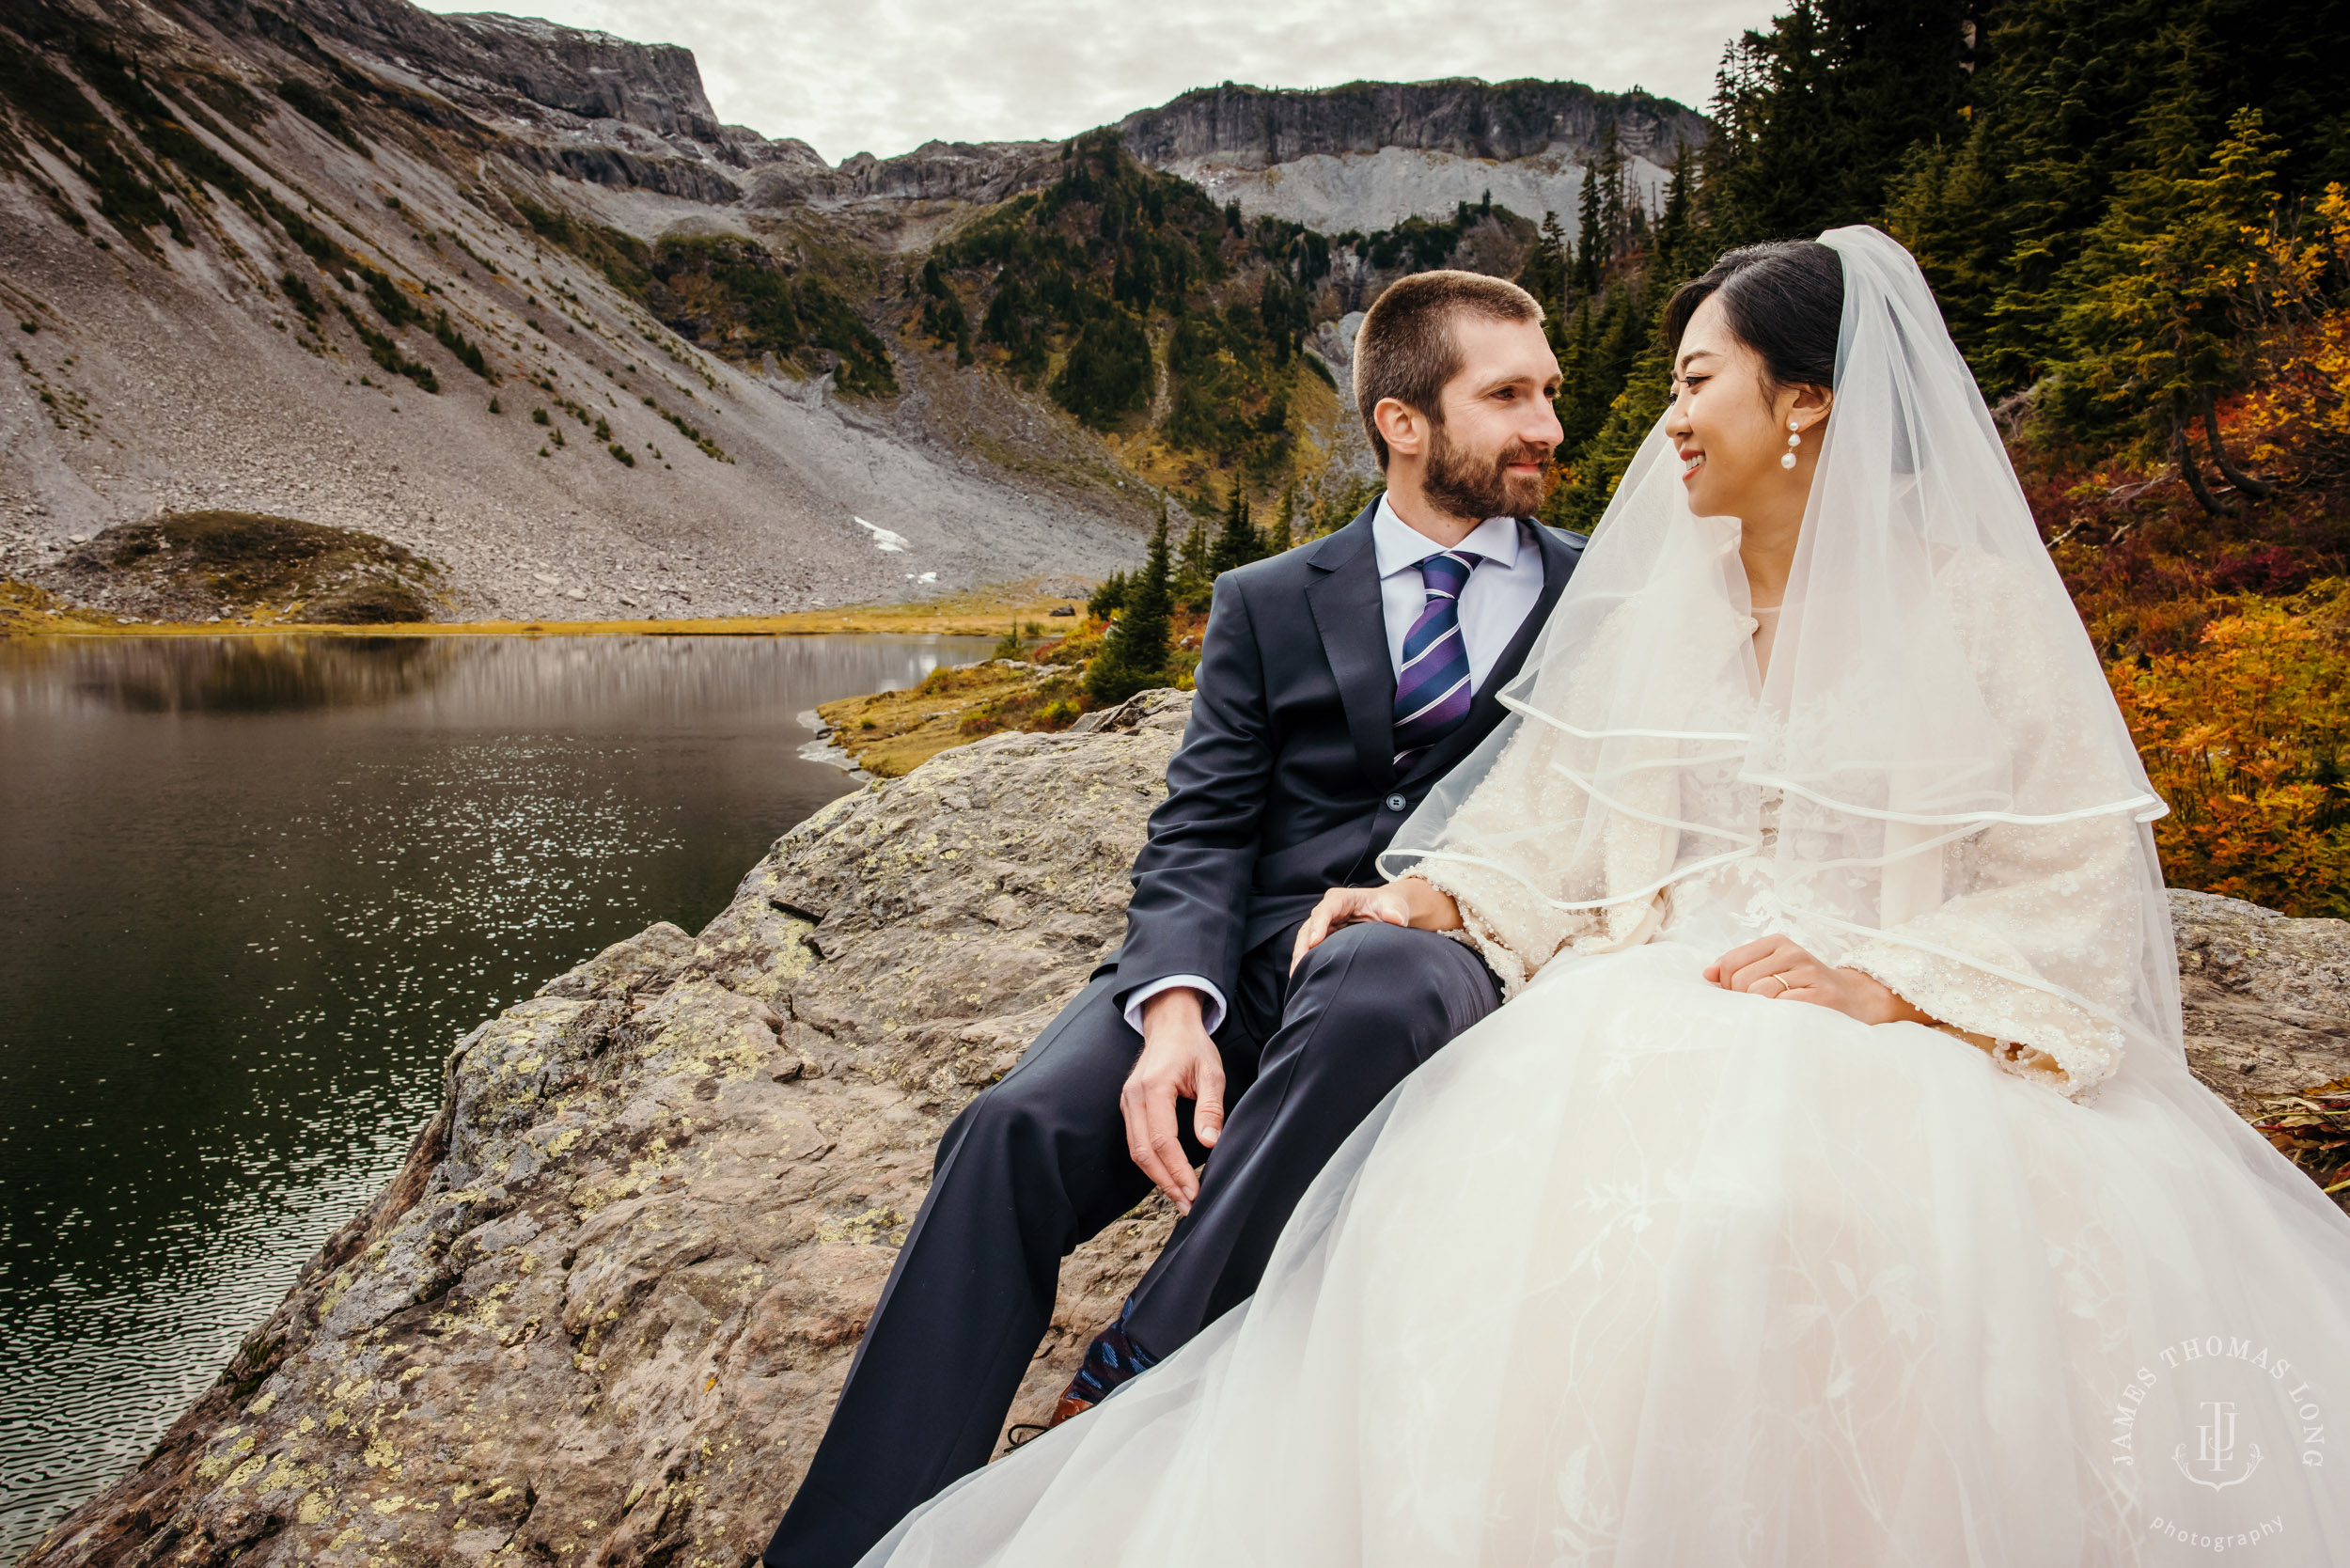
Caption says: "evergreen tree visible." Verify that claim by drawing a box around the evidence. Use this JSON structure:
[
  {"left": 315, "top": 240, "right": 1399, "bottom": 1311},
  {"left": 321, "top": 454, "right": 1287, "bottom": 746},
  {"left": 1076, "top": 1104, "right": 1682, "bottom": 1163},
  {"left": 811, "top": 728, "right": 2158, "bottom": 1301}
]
[
  {"left": 1596, "top": 119, "right": 1628, "bottom": 263},
  {"left": 1050, "top": 307, "right": 1152, "bottom": 430},
  {"left": 1653, "top": 145, "right": 1699, "bottom": 277},
  {"left": 2050, "top": 107, "right": 2286, "bottom": 508},
  {"left": 1907, "top": 0, "right": 2350, "bottom": 391},
  {"left": 1574, "top": 153, "right": 1606, "bottom": 297},
  {"left": 1881, "top": 121, "right": 2008, "bottom": 369},
  {"left": 1520, "top": 211, "right": 1573, "bottom": 323},
  {"left": 1266, "top": 486, "right": 1296, "bottom": 555},
  {"left": 1087, "top": 514, "right": 1173, "bottom": 706},
  {"left": 1558, "top": 288, "right": 1647, "bottom": 452},
  {"left": 1087, "top": 569, "right": 1130, "bottom": 619},
  {"left": 1965, "top": 0, "right": 2204, "bottom": 389},
  {"left": 1174, "top": 511, "right": 1214, "bottom": 607},
  {"left": 1701, "top": 0, "right": 1973, "bottom": 249},
  {"left": 1536, "top": 0, "right": 2350, "bottom": 491},
  {"left": 1210, "top": 488, "right": 1260, "bottom": 574},
  {"left": 1700, "top": 32, "right": 1773, "bottom": 242},
  {"left": 1546, "top": 276, "right": 1678, "bottom": 532},
  {"left": 916, "top": 258, "right": 975, "bottom": 365}
]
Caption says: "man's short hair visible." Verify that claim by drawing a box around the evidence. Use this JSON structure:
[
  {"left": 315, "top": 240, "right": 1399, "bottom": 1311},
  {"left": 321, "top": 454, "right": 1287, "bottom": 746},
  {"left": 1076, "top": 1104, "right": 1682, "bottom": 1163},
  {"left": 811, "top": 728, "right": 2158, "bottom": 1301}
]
[{"left": 1353, "top": 270, "right": 1543, "bottom": 470}]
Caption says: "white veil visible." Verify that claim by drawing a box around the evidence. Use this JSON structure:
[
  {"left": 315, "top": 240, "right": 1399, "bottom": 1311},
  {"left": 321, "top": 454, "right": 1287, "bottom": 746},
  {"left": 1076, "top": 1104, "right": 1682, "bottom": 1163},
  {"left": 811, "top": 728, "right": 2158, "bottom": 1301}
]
[{"left": 1381, "top": 225, "right": 2186, "bottom": 1066}]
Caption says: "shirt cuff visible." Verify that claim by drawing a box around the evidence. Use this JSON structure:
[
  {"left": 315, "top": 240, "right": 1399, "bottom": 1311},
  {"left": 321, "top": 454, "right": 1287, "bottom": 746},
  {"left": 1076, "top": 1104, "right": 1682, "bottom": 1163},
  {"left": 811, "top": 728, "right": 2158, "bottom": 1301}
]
[{"left": 1122, "top": 975, "right": 1229, "bottom": 1036}]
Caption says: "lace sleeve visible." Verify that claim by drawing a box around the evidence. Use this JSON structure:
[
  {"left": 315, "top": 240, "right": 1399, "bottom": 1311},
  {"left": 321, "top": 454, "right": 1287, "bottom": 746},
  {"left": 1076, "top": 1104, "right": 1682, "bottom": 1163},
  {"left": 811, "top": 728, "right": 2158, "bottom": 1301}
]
[
  {"left": 1408, "top": 729, "right": 1670, "bottom": 998},
  {"left": 1839, "top": 554, "right": 2148, "bottom": 1101},
  {"left": 1841, "top": 810, "right": 2139, "bottom": 1100},
  {"left": 1410, "top": 712, "right": 1601, "bottom": 998}
]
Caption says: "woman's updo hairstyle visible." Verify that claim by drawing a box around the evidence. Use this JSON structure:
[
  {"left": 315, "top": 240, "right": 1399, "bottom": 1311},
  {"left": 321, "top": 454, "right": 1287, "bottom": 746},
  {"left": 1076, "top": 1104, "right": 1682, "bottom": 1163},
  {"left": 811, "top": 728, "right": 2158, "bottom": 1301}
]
[{"left": 1663, "top": 240, "right": 1844, "bottom": 393}]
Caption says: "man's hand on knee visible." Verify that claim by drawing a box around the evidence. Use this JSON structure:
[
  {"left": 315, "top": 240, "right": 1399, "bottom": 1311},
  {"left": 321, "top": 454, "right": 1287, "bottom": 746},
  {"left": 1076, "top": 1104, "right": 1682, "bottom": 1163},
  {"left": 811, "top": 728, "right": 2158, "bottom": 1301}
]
[
  {"left": 1291, "top": 877, "right": 1465, "bottom": 973},
  {"left": 1121, "top": 988, "right": 1225, "bottom": 1215}
]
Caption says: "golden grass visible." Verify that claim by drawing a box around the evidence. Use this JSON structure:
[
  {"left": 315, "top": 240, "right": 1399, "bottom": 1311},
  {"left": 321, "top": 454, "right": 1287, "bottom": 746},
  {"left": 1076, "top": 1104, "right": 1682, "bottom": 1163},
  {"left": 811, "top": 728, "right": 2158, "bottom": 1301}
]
[{"left": 815, "top": 661, "right": 1071, "bottom": 777}]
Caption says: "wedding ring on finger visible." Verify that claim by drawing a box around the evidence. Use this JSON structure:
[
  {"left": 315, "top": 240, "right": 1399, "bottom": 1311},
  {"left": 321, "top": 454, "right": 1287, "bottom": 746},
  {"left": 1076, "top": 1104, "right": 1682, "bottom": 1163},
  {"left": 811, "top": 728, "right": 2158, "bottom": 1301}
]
[{"left": 1758, "top": 974, "right": 1789, "bottom": 998}]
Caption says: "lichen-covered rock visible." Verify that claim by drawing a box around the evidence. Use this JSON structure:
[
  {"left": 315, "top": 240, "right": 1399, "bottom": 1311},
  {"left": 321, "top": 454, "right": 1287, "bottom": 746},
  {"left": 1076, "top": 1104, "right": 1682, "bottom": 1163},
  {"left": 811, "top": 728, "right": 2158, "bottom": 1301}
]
[
  {"left": 2172, "top": 888, "right": 2350, "bottom": 1115},
  {"left": 22, "top": 695, "right": 2346, "bottom": 1568}
]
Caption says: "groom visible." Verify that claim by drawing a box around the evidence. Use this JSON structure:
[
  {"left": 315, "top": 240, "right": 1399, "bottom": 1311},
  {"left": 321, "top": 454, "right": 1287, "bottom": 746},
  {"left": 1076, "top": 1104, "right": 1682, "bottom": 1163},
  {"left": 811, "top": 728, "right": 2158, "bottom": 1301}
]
[{"left": 763, "top": 270, "right": 1579, "bottom": 1567}]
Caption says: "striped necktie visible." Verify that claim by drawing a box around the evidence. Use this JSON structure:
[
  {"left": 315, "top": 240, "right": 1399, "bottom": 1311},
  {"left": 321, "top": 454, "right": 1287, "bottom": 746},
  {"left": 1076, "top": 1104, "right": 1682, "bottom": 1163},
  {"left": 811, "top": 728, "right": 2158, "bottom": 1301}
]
[{"left": 1391, "top": 549, "right": 1480, "bottom": 769}]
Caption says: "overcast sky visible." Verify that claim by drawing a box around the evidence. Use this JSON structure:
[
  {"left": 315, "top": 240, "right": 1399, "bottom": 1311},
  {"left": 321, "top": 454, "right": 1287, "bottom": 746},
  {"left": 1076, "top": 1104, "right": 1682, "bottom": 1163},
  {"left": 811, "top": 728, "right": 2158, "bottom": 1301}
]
[{"left": 415, "top": 0, "right": 1778, "bottom": 165}]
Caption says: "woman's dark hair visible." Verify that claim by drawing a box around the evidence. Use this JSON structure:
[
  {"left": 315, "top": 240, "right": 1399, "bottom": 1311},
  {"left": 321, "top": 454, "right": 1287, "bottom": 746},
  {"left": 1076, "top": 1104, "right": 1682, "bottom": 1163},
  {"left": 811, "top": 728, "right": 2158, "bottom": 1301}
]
[{"left": 1663, "top": 240, "right": 1844, "bottom": 391}]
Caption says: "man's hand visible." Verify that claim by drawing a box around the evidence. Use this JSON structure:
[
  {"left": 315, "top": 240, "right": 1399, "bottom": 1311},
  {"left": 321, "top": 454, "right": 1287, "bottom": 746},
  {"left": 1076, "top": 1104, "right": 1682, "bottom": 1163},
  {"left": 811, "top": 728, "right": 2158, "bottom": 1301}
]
[
  {"left": 1290, "top": 877, "right": 1464, "bottom": 973},
  {"left": 1704, "top": 934, "right": 1935, "bottom": 1027},
  {"left": 1121, "top": 988, "right": 1224, "bottom": 1214}
]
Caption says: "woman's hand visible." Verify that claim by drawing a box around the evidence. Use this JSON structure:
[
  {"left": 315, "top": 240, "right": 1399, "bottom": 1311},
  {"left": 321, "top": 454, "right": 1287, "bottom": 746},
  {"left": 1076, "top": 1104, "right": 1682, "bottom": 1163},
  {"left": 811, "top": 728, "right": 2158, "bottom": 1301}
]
[
  {"left": 1291, "top": 878, "right": 1463, "bottom": 974},
  {"left": 1705, "top": 934, "right": 1935, "bottom": 1027}
]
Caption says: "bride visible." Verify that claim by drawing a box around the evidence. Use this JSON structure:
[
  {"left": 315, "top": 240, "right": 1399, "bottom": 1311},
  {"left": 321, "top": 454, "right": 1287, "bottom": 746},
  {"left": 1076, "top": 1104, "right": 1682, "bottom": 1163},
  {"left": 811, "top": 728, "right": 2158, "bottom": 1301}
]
[{"left": 856, "top": 227, "right": 2350, "bottom": 1565}]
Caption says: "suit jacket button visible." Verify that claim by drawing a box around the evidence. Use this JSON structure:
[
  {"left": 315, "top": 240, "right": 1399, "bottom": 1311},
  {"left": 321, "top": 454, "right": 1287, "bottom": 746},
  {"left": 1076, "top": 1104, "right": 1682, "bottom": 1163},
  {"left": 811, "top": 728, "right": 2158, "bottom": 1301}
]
[{"left": 1384, "top": 793, "right": 1408, "bottom": 813}]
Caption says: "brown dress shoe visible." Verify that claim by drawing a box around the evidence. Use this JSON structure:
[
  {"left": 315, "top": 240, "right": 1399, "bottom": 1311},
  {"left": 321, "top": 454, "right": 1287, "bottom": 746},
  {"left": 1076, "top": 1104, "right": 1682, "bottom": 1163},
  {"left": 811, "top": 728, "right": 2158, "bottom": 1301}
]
[{"left": 1001, "top": 1393, "right": 1092, "bottom": 1454}]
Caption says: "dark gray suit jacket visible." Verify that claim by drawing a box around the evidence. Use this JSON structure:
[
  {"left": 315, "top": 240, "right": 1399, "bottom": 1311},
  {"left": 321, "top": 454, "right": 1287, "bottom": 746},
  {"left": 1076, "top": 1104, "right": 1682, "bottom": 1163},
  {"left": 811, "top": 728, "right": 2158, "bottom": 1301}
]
[{"left": 1110, "top": 498, "right": 1585, "bottom": 1011}]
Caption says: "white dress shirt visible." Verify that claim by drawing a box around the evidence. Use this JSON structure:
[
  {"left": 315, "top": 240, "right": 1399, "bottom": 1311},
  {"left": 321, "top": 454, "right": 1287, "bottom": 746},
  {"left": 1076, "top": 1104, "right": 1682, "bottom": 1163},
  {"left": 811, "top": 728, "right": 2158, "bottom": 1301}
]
[
  {"left": 1369, "top": 498, "right": 1544, "bottom": 697},
  {"left": 1124, "top": 500, "right": 1545, "bottom": 1036}
]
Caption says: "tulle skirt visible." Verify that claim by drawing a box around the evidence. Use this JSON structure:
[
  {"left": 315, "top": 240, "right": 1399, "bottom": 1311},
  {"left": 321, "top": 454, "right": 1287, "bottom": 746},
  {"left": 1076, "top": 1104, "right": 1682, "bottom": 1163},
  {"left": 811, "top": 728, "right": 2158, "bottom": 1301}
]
[{"left": 864, "top": 938, "right": 2350, "bottom": 1567}]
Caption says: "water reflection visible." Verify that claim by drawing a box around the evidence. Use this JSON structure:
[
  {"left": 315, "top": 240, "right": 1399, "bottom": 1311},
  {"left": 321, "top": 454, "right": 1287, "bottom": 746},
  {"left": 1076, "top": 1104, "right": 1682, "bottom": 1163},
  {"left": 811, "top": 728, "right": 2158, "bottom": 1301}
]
[
  {"left": 0, "top": 633, "right": 991, "bottom": 1559},
  {"left": 0, "top": 635, "right": 462, "bottom": 715}
]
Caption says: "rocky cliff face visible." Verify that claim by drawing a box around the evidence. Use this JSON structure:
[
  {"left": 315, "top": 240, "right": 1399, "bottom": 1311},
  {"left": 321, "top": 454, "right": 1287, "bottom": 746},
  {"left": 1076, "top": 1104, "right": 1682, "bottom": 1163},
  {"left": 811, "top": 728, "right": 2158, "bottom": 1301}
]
[
  {"left": 1120, "top": 79, "right": 1707, "bottom": 170},
  {"left": 431, "top": 13, "right": 727, "bottom": 145},
  {"left": 19, "top": 690, "right": 2349, "bottom": 1568},
  {"left": 1125, "top": 79, "right": 1703, "bottom": 230},
  {"left": 258, "top": 0, "right": 732, "bottom": 153},
  {"left": 743, "top": 140, "right": 1066, "bottom": 212}
]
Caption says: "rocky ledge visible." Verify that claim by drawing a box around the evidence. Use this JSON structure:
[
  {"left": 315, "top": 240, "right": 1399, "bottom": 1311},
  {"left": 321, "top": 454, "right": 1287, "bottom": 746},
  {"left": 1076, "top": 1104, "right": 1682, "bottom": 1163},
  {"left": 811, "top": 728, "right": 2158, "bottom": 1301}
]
[{"left": 21, "top": 692, "right": 2349, "bottom": 1568}]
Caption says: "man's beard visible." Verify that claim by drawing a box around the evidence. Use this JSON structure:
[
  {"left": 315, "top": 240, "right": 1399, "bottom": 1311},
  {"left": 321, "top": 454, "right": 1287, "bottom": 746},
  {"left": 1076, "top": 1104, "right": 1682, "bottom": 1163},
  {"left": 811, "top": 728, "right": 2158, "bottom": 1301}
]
[{"left": 1421, "top": 424, "right": 1558, "bottom": 522}]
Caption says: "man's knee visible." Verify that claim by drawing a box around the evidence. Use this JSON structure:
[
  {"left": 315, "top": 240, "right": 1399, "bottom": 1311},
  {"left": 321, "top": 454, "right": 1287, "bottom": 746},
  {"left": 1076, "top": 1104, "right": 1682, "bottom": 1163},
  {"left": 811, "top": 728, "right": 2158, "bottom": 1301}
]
[
  {"left": 1289, "top": 919, "right": 1497, "bottom": 1044},
  {"left": 1293, "top": 917, "right": 1486, "bottom": 996},
  {"left": 937, "top": 1072, "right": 1057, "bottom": 1179},
  {"left": 935, "top": 980, "right": 1130, "bottom": 1173}
]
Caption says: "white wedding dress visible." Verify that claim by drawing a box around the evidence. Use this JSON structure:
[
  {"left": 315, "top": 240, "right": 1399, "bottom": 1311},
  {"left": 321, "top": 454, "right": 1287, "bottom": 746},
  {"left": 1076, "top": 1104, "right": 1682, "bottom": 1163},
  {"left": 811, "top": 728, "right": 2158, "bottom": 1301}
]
[
  {"left": 863, "top": 792, "right": 2350, "bottom": 1566},
  {"left": 857, "top": 229, "right": 2350, "bottom": 1565}
]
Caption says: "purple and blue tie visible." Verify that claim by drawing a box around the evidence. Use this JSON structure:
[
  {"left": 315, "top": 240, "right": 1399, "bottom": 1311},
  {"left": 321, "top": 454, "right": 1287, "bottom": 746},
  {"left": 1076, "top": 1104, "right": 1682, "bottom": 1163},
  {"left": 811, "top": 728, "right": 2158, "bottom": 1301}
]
[{"left": 1391, "top": 549, "right": 1480, "bottom": 769}]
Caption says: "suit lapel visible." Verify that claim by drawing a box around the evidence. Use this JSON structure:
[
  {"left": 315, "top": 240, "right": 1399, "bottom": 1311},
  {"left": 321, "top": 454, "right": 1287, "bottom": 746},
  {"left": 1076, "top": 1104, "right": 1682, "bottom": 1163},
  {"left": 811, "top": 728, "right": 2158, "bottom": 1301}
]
[
  {"left": 1304, "top": 504, "right": 1395, "bottom": 789},
  {"left": 1395, "top": 520, "right": 1581, "bottom": 790}
]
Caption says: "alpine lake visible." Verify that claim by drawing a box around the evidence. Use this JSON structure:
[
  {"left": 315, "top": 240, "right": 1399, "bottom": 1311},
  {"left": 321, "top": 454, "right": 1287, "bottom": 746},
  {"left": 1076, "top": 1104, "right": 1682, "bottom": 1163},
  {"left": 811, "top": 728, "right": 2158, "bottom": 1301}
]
[{"left": 0, "top": 632, "right": 994, "bottom": 1560}]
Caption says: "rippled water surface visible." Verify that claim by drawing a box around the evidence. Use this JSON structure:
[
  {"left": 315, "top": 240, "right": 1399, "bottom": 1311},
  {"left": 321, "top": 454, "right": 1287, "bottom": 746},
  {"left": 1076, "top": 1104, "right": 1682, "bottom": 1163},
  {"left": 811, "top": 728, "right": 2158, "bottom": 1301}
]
[{"left": 0, "top": 633, "right": 990, "bottom": 1560}]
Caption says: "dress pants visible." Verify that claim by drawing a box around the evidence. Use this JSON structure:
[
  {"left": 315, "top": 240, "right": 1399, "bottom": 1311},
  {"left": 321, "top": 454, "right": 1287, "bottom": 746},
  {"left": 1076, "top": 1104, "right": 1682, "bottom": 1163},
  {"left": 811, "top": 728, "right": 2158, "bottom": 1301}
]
[{"left": 760, "top": 919, "right": 1501, "bottom": 1568}]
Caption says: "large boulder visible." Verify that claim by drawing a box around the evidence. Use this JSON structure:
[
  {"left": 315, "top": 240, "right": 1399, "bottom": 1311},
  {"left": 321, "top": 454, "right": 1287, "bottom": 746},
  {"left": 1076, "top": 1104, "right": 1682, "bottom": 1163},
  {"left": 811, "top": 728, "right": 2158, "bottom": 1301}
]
[
  {"left": 2172, "top": 887, "right": 2350, "bottom": 1110},
  {"left": 21, "top": 692, "right": 2349, "bottom": 1567}
]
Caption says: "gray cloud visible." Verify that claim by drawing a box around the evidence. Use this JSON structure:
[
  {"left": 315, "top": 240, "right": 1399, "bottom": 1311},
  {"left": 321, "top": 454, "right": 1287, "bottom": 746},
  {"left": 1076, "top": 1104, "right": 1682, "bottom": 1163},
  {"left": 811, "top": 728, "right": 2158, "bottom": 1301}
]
[{"left": 417, "top": 0, "right": 1774, "bottom": 164}]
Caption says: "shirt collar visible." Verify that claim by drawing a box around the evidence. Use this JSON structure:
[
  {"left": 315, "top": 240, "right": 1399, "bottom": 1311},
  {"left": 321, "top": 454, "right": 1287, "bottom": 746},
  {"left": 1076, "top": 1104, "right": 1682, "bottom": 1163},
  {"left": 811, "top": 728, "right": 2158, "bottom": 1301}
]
[{"left": 1371, "top": 494, "right": 1527, "bottom": 580}]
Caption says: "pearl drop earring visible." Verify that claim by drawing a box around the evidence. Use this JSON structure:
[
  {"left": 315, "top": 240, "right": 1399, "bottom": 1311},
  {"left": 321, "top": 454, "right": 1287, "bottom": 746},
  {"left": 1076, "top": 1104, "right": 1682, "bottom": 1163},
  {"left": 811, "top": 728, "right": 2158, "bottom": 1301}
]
[{"left": 1780, "top": 417, "right": 1802, "bottom": 470}]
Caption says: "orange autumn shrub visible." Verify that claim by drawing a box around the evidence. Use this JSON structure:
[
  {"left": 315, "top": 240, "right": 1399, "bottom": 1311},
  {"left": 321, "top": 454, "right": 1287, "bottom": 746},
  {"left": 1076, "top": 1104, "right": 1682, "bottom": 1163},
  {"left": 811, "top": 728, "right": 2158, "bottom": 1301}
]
[{"left": 2110, "top": 582, "right": 2350, "bottom": 916}]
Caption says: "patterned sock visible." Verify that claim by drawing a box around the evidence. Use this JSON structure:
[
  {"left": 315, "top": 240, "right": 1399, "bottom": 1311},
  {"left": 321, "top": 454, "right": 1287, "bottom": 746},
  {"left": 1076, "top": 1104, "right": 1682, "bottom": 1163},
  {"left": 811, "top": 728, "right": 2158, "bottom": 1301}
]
[{"left": 1060, "top": 1317, "right": 1160, "bottom": 1407}]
